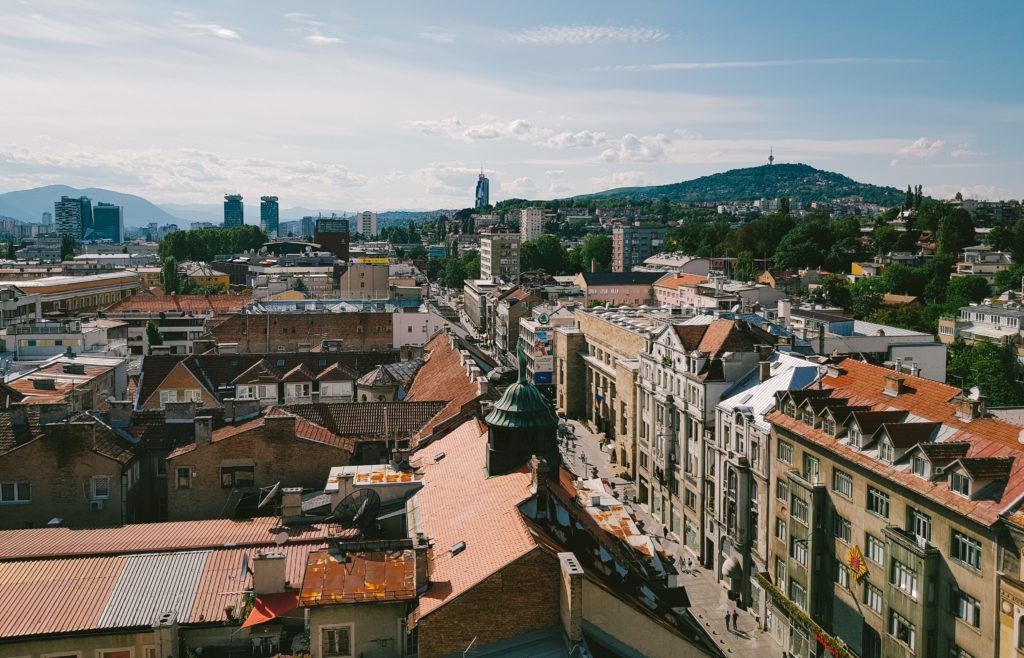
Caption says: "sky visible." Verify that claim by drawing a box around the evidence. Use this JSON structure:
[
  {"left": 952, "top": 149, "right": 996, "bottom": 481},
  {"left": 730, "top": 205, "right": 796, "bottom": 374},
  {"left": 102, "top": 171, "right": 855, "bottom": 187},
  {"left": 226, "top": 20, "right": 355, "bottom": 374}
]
[{"left": 0, "top": 0, "right": 1022, "bottom": 211}]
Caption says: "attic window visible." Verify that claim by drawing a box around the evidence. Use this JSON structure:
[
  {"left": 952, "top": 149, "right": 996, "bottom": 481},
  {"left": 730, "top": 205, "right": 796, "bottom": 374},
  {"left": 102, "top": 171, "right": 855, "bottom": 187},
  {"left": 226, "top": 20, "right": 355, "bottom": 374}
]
[
  {"left": 784, "top": 401, "right": 796, "bottom": 417},
  {"left": 951, "top": 472, "right": 970, "bottom": 497},
  {"left": 822, "top": 418, "right": 836, "bottom": 436},
  {"left": 450, "top": 541, "right": 466, "bottom": 556},
  {"left": 878, "top": 439, "right": 894, "bottom": 464},
  {"left": 848, "top": 426, "right": 862, "bottom": 450},
  {"left": 911, "top": 455, "right": 928, "bottom": 479}
]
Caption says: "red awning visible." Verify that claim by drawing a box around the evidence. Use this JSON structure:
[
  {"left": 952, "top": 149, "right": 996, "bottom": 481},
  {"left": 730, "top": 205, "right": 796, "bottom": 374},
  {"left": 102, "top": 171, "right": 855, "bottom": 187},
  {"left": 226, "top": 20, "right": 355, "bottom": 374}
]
[{"left": 241, "top": 592, "right": 300, "bottom": 628}]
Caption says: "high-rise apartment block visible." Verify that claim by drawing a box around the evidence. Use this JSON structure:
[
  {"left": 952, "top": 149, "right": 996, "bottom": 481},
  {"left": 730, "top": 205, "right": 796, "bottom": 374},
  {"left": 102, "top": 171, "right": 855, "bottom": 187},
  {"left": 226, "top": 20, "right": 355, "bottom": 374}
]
[
  {"left": 260, "top": 196, "right": 279, "bottom": 237},
  {"left": 314, "top": 216, "right": 350, "bottom": 261},
  {"left": 517, "top": 207, "right": 545, "bottom": 242},
  {"left": 355, "top": 211, "right": 378, "bottom": 237},
  {"left": 612, "top": 225, "right": 666, "bottom": 272},
  {"left": 480, "top": 232, "right": 520, "bottom": 281},
  {"left": 475, "top": 172, "right": 490, "bottom": 208},
  {"left": 223, "top": 194, "right": 244, "bottom": 228},
  {"left": 41, "top": 212, "right": 52, "bottom": 227},
  {"left": 92, "top": 202, "right": 124, "bottom": 243},
  {"left": 55, "top": 196, "right": 92, "bottom": 240}
]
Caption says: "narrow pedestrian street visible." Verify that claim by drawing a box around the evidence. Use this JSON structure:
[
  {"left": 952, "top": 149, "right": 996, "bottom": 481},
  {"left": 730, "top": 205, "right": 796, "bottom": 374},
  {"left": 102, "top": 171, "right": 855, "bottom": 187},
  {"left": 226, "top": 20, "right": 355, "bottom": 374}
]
[{"left": 560, "top": 418, "right": 780, "bottom": 656}]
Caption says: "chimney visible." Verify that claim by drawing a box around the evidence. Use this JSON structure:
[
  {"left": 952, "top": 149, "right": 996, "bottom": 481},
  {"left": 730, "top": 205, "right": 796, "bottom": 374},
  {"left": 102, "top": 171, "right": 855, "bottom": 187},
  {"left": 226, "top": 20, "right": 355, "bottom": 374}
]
[
  {"left": 164, "top": 401, "right": 197, "bottom": 423},
  {"left": 194, "top": 415, "right": 213, "bottom": 446},
  {"left": 778, "top": 299, "right": 791, "bottom": 325},
  {"left": 759, "top": 361, "right": 772, "bottom": 383},
  {"left": 265, "top": 413, "right": 297, "bottom": 440},
  {"left": 38, "top": 402, "right": 69, "bottom": 426},
  {"left": 953, "top": 393, "right": 986, "bottom": 420},
  {"left": 109, "top": 400, "right": 132, "bottom": 429},
  {"left": 252, "top": 552, "right": 287, "bottom": 595},
  {"left": 882, "top": 374, "right": 904, "bottom": 398},
  {"left": 9, "top": 404, "right": 27, "bottom": 427},
  {"left": 223, "top": 397, "right": 260, "bottom": 423},
  {"left": 558, "top": 552, "right": 584, "bottom": 644},
  {"left": 280, "top": 486, "right": 303, "bottom": 519},
  {"left": 414, "top": 535, "right": 431, "bottom": 594}
]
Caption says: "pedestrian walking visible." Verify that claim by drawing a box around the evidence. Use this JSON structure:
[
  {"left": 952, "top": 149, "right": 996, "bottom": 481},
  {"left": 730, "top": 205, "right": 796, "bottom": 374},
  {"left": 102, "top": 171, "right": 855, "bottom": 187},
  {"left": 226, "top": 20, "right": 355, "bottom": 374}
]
[
  {"left": 724, "top": 611, "right": 731, "bottom": 631},
  {"left": 731, "top": 610, "right": 738, "bottom": 631}
]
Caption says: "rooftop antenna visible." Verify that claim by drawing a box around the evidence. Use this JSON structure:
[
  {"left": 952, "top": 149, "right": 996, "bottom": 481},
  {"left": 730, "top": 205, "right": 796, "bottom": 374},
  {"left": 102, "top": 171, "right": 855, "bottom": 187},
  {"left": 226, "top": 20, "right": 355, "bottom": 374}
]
[{"left": 768, "top": 146, "right": 774, "bottom": 166}]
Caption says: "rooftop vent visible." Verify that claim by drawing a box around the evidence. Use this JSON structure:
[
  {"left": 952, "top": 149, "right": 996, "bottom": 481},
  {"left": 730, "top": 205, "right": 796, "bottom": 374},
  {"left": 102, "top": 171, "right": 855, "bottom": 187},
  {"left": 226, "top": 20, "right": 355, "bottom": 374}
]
[
  {"left": 450, "top": 541, "right": 466, "bottom": 556},
  {"left": 32, "top": 378, "right": 56, "bottom": 390},
  {"left": 882, "top": 374, "right": 904, "bottom": 398},
  {"left": 433, "top": 452, "right": 446, "bottom": 462}
]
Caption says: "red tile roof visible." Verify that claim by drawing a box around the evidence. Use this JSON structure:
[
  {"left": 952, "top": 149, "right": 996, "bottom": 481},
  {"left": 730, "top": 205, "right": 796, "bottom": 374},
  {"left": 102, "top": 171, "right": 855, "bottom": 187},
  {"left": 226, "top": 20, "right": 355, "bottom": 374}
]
[
  {"left": 411, "top": 419, "right": 536, "bottom": 619},
  {"left": 167, "top": 413, "right": 356, "bottom": 459},
  {"left": 654, "top": 274, "right": 707, "bottom": 290},
  {"left": 405, "top": 334, "right": 487, "bottom": 446},
  {"left": 104, "top": 294, "right": 249, "bottom": 314}
]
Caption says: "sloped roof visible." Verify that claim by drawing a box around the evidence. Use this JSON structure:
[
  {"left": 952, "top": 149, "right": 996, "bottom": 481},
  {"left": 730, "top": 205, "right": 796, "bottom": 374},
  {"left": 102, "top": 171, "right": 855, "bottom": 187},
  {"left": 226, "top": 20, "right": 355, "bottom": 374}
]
[
  {"left": 167, "top": 413, "right": 357, "bottom": 459},
  {"left": 411, "top": 419, "right": 536, "bottom": 619},
  {"left": 654, "top": 274, "right": 708, "bottom": 290},
  {"left": 232, "top": 359, "right": 282, "bottom": 384},
  {"left": 356, "top": 364, "right": 400, "bottom": 387},
  {"left": 956, "top": 456, "right": 1015, "bottom": 481},
  {"left": 578, "top": 271, "right": 663, "bottom": 286},
  {"left": 104, "top": 294, "right": 248, "bottom": 314},
  {"left": 274, "top": 401, "right": 445, "bottom": 438},
  {"left": 282, "top": 362, "right": 317, "bottom": 383},
  {"left": 405, "top": 334, "right": 489, "bottom": 446},
  {"left": 299, "top": 549, "right": 417, "bottom": 606}
]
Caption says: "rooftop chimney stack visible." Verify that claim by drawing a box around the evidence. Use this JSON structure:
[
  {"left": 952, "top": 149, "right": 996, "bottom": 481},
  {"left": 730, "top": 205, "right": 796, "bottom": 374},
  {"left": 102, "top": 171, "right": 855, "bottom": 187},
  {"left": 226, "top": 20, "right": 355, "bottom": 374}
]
[
  {"left": 280, "top": 486, "right": 303, "bottom": 519},
  {"left": 759, "top": 360, "right": 772, "bottom": 383},
  {"left": 194, "top": 416, "right": 213, "bottom": 446},
  {"left": 558, "top": 552, "right": 584, "bottom": 644},
  {"left": 109, "top": 400, "right": 132, "bottom": 429},
  {"left": 882, "top": 374, "right": 904, "bottom": 398},
  {"left": 252, "top": 552, "right": 287, "bottom": 595}
]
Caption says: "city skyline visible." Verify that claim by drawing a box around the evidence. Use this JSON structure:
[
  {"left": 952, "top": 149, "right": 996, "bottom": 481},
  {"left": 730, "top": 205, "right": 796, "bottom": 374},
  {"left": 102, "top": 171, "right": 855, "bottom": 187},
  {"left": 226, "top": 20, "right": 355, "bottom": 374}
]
[{"left": 0, "top": 1, "right": 1022, "bottom": 209}]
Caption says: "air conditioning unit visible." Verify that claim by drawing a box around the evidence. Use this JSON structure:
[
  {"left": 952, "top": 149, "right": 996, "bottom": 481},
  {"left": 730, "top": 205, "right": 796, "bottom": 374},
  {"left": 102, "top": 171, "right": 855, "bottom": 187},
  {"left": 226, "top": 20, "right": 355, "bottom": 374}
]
[{"left": 90, "top": 500, "right": 105, "bottom": 511}]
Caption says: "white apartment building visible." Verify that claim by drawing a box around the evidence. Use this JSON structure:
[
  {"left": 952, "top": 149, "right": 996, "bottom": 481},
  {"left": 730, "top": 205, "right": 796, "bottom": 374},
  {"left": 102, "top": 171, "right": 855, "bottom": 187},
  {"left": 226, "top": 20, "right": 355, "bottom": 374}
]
[
  {"left": 517, "top": 207, "right": 545, "bottom": 242},
  {"left": 480, "top": 233, "right": 520, "bottom": 281},
  {"left": 355, "top": 211, "right": 378, "bottom": 237}
]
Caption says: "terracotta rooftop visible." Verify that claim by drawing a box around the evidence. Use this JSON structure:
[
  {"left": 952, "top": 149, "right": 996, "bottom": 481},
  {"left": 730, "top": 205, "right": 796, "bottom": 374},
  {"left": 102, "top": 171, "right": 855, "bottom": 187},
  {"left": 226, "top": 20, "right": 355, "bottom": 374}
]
[
  {"left": 272, "top": 401, "right": 446, "bottom": 438},
  {"left": 104, "top": 294, "right": 248, "bottom": 314},
  {"left": 405, "top": 334, "right": 488, "bottom": 446},
  {"left": 411, "top": 419, "right": 536, "bottom": 619},
  {"left": 167, "top": 413, "right": 357, "bottom": 459},
  {"left": 654, "top": 274, "right": 708, "bottom": 290},
  {"left": 299, "top": 548, "right": 417, "bottom": 606}
]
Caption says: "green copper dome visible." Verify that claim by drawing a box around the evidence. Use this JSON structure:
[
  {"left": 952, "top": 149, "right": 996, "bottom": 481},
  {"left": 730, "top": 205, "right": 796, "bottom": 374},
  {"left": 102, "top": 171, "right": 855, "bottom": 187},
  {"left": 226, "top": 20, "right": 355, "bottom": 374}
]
[{"left": 484, "top": 344, "right": 559, "bottom": 430}]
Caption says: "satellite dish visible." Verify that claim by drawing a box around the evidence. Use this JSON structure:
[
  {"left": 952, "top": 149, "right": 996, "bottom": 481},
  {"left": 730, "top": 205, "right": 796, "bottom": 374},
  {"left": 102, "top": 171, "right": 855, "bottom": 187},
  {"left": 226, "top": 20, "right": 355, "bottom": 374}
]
[
  {"left": 274, "top": 531, "right": 289, "bottom": 546},
  {"left": 331, "top": 488, "right": 381, "bottom": 529},
  {"left": 257, "top": 482, "right": 281, "bottom": 509}
]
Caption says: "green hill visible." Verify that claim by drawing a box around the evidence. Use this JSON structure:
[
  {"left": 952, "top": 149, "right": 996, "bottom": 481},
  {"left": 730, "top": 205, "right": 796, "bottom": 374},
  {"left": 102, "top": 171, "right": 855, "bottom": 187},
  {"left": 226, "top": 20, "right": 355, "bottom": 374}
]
[{"left": 575, "top": 163, "right": 904, "bottom": 206}]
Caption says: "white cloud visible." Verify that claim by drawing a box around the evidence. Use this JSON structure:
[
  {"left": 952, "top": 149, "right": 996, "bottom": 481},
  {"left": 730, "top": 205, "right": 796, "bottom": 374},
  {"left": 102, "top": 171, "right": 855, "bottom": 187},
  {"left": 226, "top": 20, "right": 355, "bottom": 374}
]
[
  {"left": 306, "top": 33, "right": 342, "bottom": 45},
  {"left": 589, "top": 171, "right": 651, "bottom": 191},
  {"left": 544, "top": 170, "right": 573, "bottom": 197},
  {"left": 923, "top": 184, "right": 1007, "bottom": 201},
  {"left": 599, "top": 133, "right": 671, "bottom": 163},
  {"left": 462, "top": 118, "right": 536, "bottom": 141},
  {"left": 412, "top": 163, "right": 481, "bottom": 198},
  {"left": 418, "top": 28, "right": 456, "bottom": 44},
  {"left": 546, "top": 130, "right": 607, "bottom": 149},
  {"left": 898, "top": 137, "right": 945, "bottom": 158},
  {"left": 951, "top": 147, "right": 980, "bottom": 159},
  {"left": 501, "top": 177, "right": 539, "bottom": 197},
  {"left": 510, "top": 25, "right": 668, "bottom": 45},
  {"left": 600, "top": 58, "right": 920, "bottom": 72},
  {"left": 182, "top": 22, "right": 240, "bottom": 40},
  {"left": 402, "top": 116, "right": 463, "bottom": 136}
]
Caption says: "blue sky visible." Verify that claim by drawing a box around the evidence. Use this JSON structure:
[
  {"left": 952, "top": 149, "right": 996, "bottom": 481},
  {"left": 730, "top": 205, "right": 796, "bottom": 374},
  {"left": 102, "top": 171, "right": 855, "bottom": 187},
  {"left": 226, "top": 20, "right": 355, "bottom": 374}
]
[{"left": 0, "top": 0, "right": 1021, "bottom": 210}]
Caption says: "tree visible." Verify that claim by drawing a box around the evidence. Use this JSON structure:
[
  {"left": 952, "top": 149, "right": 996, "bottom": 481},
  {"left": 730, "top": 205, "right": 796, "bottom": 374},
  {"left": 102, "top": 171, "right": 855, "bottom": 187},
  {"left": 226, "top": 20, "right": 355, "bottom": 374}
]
[
  {"left": 947, "top": 340, "right": 1024, "bottom": 406},
  {"left": 60, "top": 234, "right": 75, "bottom": 260},
  {"left": 880, "top": 264, "right": 928, "bottom": 297},
  {"left": 994, "top": 263, "right": 1024, "bottom": 293},
  {"left": 521, "top": 235, "right": 568, "bottom": 275},
  {"left": 850, "top": 277, "right": 887, "bottom": 318},
  {"left": 145, "top": 321, "right": 163, "bottom": 355},
  {"left": 779, "top": 197, "right": 791, "bottom": 215},
  {"left": 577, "top": 234, "right": 612, "bottom": 272},
  {"left": 936, "top": 208, "right": 975, "bottom": 256},
  {"left": 160, "top": 257, "right": 180, "bottom": 294},
  {"left": 904, "top": 185, "right": 914, "bottom": 210},
  {"left": 945, "top": 276, "right": 990, "bottom": 306},
  {"left": 293, "top": 279, "right": 309, "bottom": 293},
  {"left": 407, "top": 244, "right": 428, "bottom": 260},
  {"left": 815, "top": 275, "right": 852, "bottom": 310}
]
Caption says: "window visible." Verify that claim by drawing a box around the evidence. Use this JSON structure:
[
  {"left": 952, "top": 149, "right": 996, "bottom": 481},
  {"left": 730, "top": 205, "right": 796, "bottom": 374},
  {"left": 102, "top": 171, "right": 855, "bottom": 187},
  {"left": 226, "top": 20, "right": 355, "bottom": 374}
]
[
  {"left": 0, "top": 481, "right": 30, "bottom": 503},
  {"left": 775, "top": 557, "right": 787, "bottom": 586},
  {"left": 98, "top": 650, "right": 132, "bottom": 658},
  {"left": 802, "top": 454, "right": 820, "bottom": 484},
  {"left": 879, "top": 439, "right": 894, "bottom": 464},
  {"left": 867, "top": 487, "right": 889, "bottom": 519},
  {"left": 848, "top": 426, "right": 862, "bottom": 449},
  {"left": 176, "top": 467, "right": 192, "bottom": 489},
  {"left": 955, "top": 590, "right": 981, "bottom": 628},
  {"left": 791, "top": 494, "right": 808, "bottom": 525},
  {"left": 951, "top": 472, "right": 970, "bottom": 497},
  {"left": 159, "top": 390, "right": 177, "bottom": 406},
  {"left": 258, "top": 384, "right": 276, "bottom": 399},
  {"left": 866, "top": 534, "right": 885, "bottom": 564},
  {"left": 322, "top": 625, "right": 353, "bottom": 657},
  {"left": 236, "top": 385, "right": 254, "bottom": 399},
  {"left": 836, "top": 557, "right": 850, "bottom": 587},
  {"left": 801, "top": 409, "right": 814, "bottom": 426},
  {"left": 823, "top": 418, "right": 836, "bottom": 436},
  {"left": 788, "top": 579, "right": 807, "bottom": 610},
  {"left": 144, "top": 649, "right": 157, "bottom": 658},
  {"left": 287, "top": 383, "right": 310, "bottom": 398},
  {"left": 789, "top": 536, "right": 807, "bottom": 567},
  {"left": 685, "top": 489, "right": 696, "bottom": 510},
  {"left": 832, "top": 469, "right": 853, "bottom": 498},
  {"left": 776, "top": 479, "right": 789, "bottom": 501},
  {"left": 834, "top": 515, "right": 852, "bottom": 543},
  {"left": 951, "top": 647, "right": 976, "bottom": 658},
  {"left": 908, "top": 507, "right": 932, "bottom": 543},
  {"left": 777, "top": 441, "right": 793, "bottom": 464},
  {"left": 891, "top": 559, "right": 919, "bottom": 599},
  {"left": 775, "top": 517, "right": 788, "bottom": 542},
  {"left": 184, "top": 389, "right": 202, "bottom": 403},
  {"left": 864, "top": 582, "right": 883, "bottom": 613},
  {"left": 784, "top": 401, "right": 796, "bottom": 417},
  {"left": 890, "top": 611, "right": 916, "bottom": 651},
  {"left": 220, "top": 465, "right": 255, "bottom": 488},
  {"left": 911, "top": 454, "right": 929, "bottom": 478},
  {"left": 951, "top": 530, "right": 982, "bottom": 570},
  {"left": 90, "top": 475, "right": 110, "bottom": 500}
]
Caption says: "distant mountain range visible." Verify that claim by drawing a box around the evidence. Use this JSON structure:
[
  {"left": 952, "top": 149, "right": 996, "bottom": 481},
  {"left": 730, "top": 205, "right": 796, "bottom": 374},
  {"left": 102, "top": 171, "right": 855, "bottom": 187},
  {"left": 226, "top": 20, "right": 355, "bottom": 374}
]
[
  {"left": 0, "top": 185, "right": 182, "bottom": 226},
  {"left": 575, "top": 163, "right": 905, "bottom": 206}
]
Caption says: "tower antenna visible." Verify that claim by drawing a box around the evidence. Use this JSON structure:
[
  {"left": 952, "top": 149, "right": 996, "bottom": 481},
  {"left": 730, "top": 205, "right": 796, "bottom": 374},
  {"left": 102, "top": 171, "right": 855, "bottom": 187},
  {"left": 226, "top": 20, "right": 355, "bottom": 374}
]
[{"left": 768, "top": 146, "right": 774, "bottom": 166}]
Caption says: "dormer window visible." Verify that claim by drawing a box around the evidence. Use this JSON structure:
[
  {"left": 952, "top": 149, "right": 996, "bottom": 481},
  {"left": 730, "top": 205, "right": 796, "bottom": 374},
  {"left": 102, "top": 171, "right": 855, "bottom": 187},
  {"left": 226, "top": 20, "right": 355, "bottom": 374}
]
[
  {"left": 879, "top": 439, "right": 894, "bottom": 464},
  {"left": 848, "top": 426, "right": 862, "bottom": 449},
  {"left": 801, "top": 409, "right": 814, "bottom": 427},
  {"left": 823, "top": 418, "right": 836, "bottom": 436},
  {"left": 784, "top": 401, "right": 796, "bottom": 417},
  {"left": 911, "top": 455, "right": 929, "bottom": 478},
  {"left": 951, "top": 471, "right": 970, "bottom": 497}
]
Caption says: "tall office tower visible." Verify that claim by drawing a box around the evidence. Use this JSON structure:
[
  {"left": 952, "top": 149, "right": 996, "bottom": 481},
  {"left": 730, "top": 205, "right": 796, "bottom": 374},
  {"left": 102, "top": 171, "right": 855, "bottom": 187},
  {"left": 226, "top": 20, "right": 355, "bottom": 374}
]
[
  {"left": 355, "top": 211, "right": 378, "bottom": 237},
  {"left": 300, "top": 216, "right": 315, "bottom": 238},
  {"left": 517, "top": 207, "right": 545, "bottom": 242},
  {"left": 223, "top": 194, "right": 244, "bottom": 228},
  {"left": 41, "top": 212, "right": 52, "bottom": 227},
  {"left": 314, "top": 216, "right": 350, "bottom": 260},
  {"left": 55, "top": 196, "right": 92, "bottom": 240},
  {"left": 260, "top": 196, "right": 280, "bottom": 237},
  {"left": 92, "top": 202, "right": 124, "bottom": 243},
  {"left": 475, "top": 171, "right": 490, "bottom": 209}
]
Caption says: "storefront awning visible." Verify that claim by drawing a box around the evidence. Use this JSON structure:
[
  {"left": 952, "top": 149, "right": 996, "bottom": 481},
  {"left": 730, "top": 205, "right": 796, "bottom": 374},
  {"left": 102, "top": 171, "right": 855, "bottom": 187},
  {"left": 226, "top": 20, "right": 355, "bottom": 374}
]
[{"left": 241, "top": 592, "right": 300, "bottom": 628}]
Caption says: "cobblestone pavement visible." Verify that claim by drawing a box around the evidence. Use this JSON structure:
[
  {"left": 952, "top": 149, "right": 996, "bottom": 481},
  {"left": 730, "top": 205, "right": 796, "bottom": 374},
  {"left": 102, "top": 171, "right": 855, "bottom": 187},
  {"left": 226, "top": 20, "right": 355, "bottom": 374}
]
[{"left": 559, "top": 419, "right": 781, "bottom": 656}]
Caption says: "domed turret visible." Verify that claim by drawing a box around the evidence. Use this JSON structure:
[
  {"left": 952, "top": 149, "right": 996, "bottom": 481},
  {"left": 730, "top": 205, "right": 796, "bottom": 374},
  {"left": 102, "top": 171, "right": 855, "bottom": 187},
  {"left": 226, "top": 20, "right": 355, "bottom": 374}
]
[{"left": 484, "top": 345, "right": 560, "bottom": 476}]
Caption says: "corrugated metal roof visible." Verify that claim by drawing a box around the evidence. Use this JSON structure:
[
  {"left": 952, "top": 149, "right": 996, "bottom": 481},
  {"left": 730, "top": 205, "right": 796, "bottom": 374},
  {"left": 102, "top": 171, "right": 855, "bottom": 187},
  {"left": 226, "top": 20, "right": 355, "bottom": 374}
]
[
  {"left": 717, "top": 352, "right": 820, "bottom": 431},
  {"left": 0, "top": 555, "right": 125, "bottom": 638},
  {"left": 98, "top": 551, "right": 210, "bottom": 628}
]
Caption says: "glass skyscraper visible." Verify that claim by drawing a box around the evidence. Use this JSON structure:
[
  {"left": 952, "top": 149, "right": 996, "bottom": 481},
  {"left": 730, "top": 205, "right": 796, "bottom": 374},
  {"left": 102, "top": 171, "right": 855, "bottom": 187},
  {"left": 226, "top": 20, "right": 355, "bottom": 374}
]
[
  {"left": 475, "top": 172, "right": 489, "bottom": 209},
  {"left": 92, "top": 202, "right": 124, "bottom": 243},
  {"left": 260, "top": 196, "right": 279, "bottom": 237},
  {"left": 224, "top": 194, "right": 244, "bottom": 228},
  {"left": 55, "top": 196, "right": 92, "bottom": 240}
]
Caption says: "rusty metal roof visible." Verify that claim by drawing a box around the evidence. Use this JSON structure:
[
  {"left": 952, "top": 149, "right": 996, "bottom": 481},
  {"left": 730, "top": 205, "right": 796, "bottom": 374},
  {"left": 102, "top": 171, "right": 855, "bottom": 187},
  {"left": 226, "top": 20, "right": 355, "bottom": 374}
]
[{"left": 299, "top": 548, "right": 417, "bottom": 606}]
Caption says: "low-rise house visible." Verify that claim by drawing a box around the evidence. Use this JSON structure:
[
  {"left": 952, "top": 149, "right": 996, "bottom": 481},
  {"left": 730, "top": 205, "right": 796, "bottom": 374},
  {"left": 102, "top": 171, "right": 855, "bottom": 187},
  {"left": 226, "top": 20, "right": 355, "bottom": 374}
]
[
  {"left": 6, "top": 354, "right": 127, "bottom": 411},
  {"left": 954, "top": 245, "right": 1013, "bottom": 284},
  {"left": 653, "top": 273, "right": 708, "bottom": 307},
  {"left": 573, "top": 271, "right": 663, "bottom": 306},
  {"left": 103, "top": 293, "right": 249, "bottom": 355},
  {"left": 938, "top": 296, "right": 1024, "bottom": 353}
]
